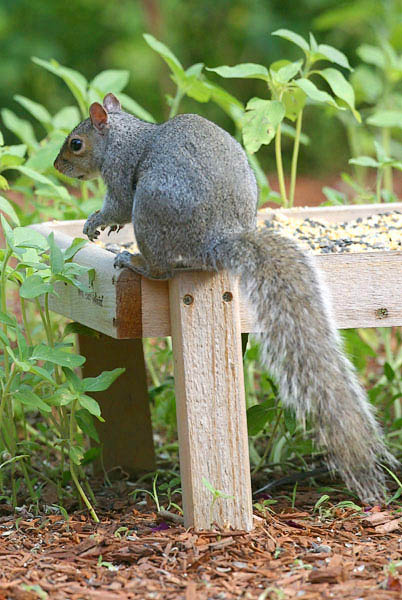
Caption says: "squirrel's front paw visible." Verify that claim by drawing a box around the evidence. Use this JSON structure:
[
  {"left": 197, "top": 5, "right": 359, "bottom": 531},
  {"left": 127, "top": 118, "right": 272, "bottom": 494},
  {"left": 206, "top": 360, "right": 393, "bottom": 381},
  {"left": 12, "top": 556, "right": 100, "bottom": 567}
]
[{"left": 83, "top": 211, "right": 106, "bottom": 241}]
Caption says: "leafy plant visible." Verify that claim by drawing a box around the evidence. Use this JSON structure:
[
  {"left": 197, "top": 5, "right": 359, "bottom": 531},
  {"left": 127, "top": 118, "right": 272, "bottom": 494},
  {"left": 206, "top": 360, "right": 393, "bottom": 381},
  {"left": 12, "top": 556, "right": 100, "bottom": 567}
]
[
  {"left": 202, "top": 477, "right": 234, "bottom": 526},
  {"left": 143, "top": 33, "right": 273, "bottom": 204},
  {"left": 207, "top": 29, "right": 359, "bottom": 206},
  {"left": 0, "top": 194, "right": 124, "bottom": 519},
  {"left": 350, "top": 141, "right": 402, "bottom": 201}
]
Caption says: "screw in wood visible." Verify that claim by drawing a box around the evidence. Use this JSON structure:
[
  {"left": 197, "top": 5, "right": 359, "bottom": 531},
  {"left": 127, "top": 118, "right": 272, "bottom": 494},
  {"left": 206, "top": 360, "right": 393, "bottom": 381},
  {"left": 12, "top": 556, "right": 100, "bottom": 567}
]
[
  {"left": 183, "top": 294, "right": 194, "bottom": 306},
  {"left": 222, "top": 291, "right": 233, "bottom": 302}
]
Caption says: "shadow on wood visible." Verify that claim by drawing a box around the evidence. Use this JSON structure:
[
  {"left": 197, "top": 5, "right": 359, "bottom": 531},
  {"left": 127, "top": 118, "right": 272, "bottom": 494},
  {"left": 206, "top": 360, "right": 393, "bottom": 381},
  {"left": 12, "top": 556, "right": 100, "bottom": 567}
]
[{"left": 78, "top": 333, "right": 155, "bottom": 476}]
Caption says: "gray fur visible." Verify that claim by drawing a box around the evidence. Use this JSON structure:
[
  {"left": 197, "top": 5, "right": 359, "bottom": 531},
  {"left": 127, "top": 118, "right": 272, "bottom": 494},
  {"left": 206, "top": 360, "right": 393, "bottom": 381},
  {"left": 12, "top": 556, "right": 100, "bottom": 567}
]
[{"left": 54, "top": 97, "right": 396, "bottom": 501}]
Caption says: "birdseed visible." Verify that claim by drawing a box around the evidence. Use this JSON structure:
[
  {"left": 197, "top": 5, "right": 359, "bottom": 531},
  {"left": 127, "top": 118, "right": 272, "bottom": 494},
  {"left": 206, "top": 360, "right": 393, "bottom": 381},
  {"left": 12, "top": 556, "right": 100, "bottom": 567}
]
[
  {"left": 260, "top": 208, "right": 402, "bottom": 254},
  {"left": 98, "top": 209, "right": 402, "bottom": 256}
]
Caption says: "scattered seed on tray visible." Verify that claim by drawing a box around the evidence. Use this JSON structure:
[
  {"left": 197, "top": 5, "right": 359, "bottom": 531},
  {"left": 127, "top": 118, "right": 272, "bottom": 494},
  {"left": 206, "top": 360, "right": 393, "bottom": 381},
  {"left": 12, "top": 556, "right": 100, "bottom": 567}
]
[
  {"left": 96, "top": 210, "right": 402, "bottom": 256},
  {"left": 260, "top": 209, "right": 402, "bottom": 254}
]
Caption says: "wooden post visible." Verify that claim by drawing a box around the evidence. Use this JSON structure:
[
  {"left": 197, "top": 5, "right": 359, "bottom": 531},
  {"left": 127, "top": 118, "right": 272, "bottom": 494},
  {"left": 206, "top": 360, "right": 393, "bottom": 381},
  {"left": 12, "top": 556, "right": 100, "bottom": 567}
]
[
  {"left": 78, "top": 333, "right": 155, "bottom": 475},
  {"left": 169, "top": 271, "right": 253, "bottom": 531}
]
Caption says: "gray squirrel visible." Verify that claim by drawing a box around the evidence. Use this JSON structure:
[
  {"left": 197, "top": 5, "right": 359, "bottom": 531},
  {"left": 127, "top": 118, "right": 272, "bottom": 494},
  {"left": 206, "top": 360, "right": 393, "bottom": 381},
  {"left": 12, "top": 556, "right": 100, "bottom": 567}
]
[{"left": 54, "top": 92, "right": 396, "bottom": 502}]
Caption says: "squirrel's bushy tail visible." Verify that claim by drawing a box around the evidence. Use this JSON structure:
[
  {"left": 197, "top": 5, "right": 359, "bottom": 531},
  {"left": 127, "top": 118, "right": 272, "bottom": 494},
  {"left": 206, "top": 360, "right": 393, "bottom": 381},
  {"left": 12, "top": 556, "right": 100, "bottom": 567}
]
[{"left": 211, "top": 229, "right": 395, "bottom": 502}]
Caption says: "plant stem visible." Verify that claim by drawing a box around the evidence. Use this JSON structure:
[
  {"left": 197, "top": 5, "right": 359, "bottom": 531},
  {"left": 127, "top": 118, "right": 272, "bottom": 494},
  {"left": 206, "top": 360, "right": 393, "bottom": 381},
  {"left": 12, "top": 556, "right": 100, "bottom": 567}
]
[
  {"left": 289, "top": 111, "right": 303, "bottom": 208},
  {"left": 382, "top": 127, "right": 393, "bottom": 194},
  {"left": 169, "top": 89, "right": 184, "bottom": 119},
  {"left": 20, "top": 297, "right": 33, "bottom": 346},
  {"left": 0, "top": 248, "right": 12, "bottom": 379},
  {"left": 252, "top": 408, "right": 283, "bottom": 475},
  {"left": 376, "top": 168, "right": 384, "bottom": 203},
  {"left": 69, "top": 399, "right": 99, "bottom": 522},
  {"left": 275, "top": 125, "right": 288, "bottom": 206},
  {"left": 0, "top": 365, "right": 16, "bottom": 430}
]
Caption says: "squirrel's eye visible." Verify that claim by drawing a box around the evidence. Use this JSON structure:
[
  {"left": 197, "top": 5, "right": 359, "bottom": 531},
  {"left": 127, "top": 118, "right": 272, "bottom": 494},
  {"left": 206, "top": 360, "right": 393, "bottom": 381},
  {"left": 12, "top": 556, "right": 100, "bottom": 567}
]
[{"left": 70, "top": 138, "right": 83, "bottom": 152}]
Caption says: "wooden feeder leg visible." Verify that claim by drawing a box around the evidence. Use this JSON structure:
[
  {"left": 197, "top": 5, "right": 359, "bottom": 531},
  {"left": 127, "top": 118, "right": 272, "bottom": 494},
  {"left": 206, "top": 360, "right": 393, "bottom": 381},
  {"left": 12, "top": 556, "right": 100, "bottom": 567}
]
[
  {"left": 78, "top": 333, "right": 155, "bottom": 476},
  {"left": 169, "top": 271, "right": 253, "bottom": 531}
]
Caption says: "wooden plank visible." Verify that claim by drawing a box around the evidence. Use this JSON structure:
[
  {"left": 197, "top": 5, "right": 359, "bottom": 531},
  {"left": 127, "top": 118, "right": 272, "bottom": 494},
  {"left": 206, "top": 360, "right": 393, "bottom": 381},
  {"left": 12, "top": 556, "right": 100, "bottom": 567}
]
[
  {"left": 259, "top": 201, "right": 402, "bottom": 224},
  {"left": 169, "top": 270, "right": 253, "bottom": 530},
  {"left": 30, "top": 204, "right": 402, "bottom": 337},
  {"left": 78, "top": 333, "right": 155, "bottom": 475},
  {"left": 316, "top": 251, "right": 402, "bottom": 329},
  {"left": 31, "top": 222, "right": 119, "bottom": 338}
]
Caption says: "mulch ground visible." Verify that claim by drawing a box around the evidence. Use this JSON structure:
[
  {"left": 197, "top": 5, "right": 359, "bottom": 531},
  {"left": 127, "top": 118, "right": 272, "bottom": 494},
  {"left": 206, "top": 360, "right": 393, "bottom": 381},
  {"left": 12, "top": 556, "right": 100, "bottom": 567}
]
[{"left": 0, "top": 485, "right": 401, "bottom": 600}]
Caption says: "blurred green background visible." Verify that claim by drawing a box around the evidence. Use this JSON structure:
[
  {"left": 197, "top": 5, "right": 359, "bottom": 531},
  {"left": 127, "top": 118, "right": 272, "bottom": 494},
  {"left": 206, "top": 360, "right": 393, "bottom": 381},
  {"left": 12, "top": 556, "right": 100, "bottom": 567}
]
[{"left": 1, "top": 0, "right": 402, "bottom": 177}]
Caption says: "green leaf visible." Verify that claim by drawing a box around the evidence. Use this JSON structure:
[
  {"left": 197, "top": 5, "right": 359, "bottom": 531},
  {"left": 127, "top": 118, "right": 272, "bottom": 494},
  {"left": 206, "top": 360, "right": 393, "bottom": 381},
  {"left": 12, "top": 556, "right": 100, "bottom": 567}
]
[
  {"left": 294, "top": 78, "right": 339, "bottom": 108},
  {"left": 0, "top": 310, "right": 17, "bottom": 327},
  {"left": 1, "top": 213, "right": 13, "bottom": 243},
  {"left": 349, "top": 156, "right": 380, "bottom": 167},
  {"left": 47, "top": 232, "right": 64, "bottom": 274},
  {"left": 63, "top": 322, "right": 100, "bottom": 339},
  {"left": 90, "top": 70, "right": 129, "bottom": 94},
  {"left": 69, "top": 445, "right": 84, "bottom": 465},
  {"left": 309, "top": 32, "right": 318, "bottom": 53},
  {"left": 63, "top": 237, "right": 88, "bottom": 261},
  {"left": 12, "top": 166, "right": 71, "bottom": 201},
  {"left": 12, "top": 227, "right": 48, "bottom": 250},
  {"left": 63, "top": 366, "right": 84, "bottom": 392},
  {"left": 52, "top": 106, "right": 81, "bottom": 131},
  {"left": 32, "top": 57, "right": 88, "bottom": 117},
  {"left": 14, "top": 95, "right": 52, "bottom": 126},
  {"left": 351, "top": 66, "right": 383, "bottom": 105},
  {"left": 3, "top": 144, "right": 27, "bottom": 158},
  {"left": 367, "top": 110, "right": 402, "bottom": 128},
  {"left": 25, "top": 134, "right": 66, "bottom": 172},
  {"left": 356, "top": 44, "right": 385, "bottom": 69},
  {"left": 272, "top": 29, "right": 309, "bottom": 53},
  {"left": 0, "top": 130, "right": 3, "bottom": 145},
  {"left": 374, "top": 141, "right": 388, "bottom": 163},
  {"left": 82, "top": 368, "right": 125, "bottom": 392},
  {"left": 284, "top": 409, "right": 297, "bottom": 435},
  {"left": 30, "top": 364, "right": 55, "bottom": 384},
  {"left": 32, "top": 344, "right": 86, "bottom": 368},
  {"left": 282, "top": 88, "right": 306, "bottom": 121},
  {"left": 317, "top": 68, "right": 360, "bottom": 121},
  {"left": 0, "top": 196, "right": 20, "bottom": 225},
  {"left": 315, "top": 44, "right": 353, "bottom": 71},
  {"left": 119, "top": 93, "right": 156, "bottom": 123},
  {"left": 241, "top": 98, "right": 285, "bottom": 154},
  {"left": 78, "top": 394, "right": 101, "bottom": 417},
  {"left": 49, "top": 387, "right": 75, "bottom": 407},
  {"left": 75, "top": 409, "right": 100, "bottom": 443},
  {"left": 143, "top": 34, "right": 184, "bottom": 78},
  {"left": 202, "top": 80, "right": 244, "bottom": 126},
  {"left": 0, "top": 153, "right": 25, "bottom": 170},
  {"left": 15, "top": 389, "right": 52, "bottom": 413},
  {"left": 273, "top": 60, "right": 303, "bottom": 84},
  {"left": 207, "top": 63, "right": 269, "bottom": 81},
  {"left": 384, "top": 362, "right": 395, "bottom": 382},
  {"left": 19, "top": 275, "right": 53, "bottom": 298},
  {"left": 247, "top": 402, "right": 272, "bottom": 436},
  {"left": 0, "top": 175, "right": 9, "bottom": 190},
  {"left": 1, "top": 109, "right": 37, "bottom": 150}
]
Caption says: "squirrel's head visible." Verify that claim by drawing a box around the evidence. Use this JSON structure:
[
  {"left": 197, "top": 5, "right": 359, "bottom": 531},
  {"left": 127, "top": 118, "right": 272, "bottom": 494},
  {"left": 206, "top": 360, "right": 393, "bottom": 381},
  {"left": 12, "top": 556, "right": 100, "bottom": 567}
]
[{"left": 54, "top": 93, "right": 122, "bottom": 180}]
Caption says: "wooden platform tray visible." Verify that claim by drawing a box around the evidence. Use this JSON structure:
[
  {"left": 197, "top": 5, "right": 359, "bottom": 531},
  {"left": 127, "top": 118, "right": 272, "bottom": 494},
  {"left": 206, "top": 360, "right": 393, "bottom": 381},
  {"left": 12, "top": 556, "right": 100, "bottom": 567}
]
[
  {"left": 30, "top": 202, "right": 402, "bottom": 531},
  {"left": 31, "top": 202, "right": 402, "bottom": 337}
]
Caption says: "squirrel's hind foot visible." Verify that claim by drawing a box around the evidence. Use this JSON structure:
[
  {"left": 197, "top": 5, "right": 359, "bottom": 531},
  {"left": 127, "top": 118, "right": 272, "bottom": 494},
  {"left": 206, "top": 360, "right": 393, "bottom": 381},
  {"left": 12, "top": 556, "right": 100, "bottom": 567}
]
[{"left": 113, "top": 251, "right": 173, "bottom": 280}]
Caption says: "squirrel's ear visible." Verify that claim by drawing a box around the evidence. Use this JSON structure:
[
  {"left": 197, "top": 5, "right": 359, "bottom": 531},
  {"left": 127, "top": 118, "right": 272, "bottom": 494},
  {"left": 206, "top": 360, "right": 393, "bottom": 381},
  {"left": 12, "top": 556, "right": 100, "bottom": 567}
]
[
  {"left": 89, "top": 102, "right": 109, "bottom": 132},
  {"left": 103, "top": 93, "right": 122, "bottom": 113}
]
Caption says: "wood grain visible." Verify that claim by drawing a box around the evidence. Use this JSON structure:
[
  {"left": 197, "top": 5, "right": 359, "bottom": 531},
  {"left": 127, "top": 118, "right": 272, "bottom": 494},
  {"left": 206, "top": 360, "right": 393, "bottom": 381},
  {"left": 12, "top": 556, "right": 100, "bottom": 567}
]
[
  {"left": 169, "top": 270, "right": 253, "bottom": 531},
  {"left": 30, "top": 203, "right": 402, "bottom": 337}
]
